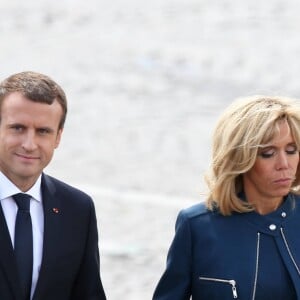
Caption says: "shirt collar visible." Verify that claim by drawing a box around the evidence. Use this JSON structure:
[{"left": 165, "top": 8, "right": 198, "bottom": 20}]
[{"left": 0, "top": 171, "right": 42, "bottom": 202}]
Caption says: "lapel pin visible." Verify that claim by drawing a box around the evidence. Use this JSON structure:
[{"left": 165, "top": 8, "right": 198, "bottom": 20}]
[{"left": 52, "top": 208, "right": 59, "bottom": 214}]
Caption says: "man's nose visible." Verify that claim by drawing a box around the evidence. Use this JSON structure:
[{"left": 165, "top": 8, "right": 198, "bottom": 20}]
[{"left": 22, "top": 131, "right": 37, "bottom": 151}]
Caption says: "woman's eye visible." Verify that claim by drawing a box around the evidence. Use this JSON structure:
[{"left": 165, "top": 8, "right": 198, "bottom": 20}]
[
  {"left": 259, "top": 145, "right": 299, "bottom": 158},
  {"left": 286, "top": 145, "right": 298, "bottom": 155},
  {"left": 259, "top": 151, "right": 275, "bottom": 158}
]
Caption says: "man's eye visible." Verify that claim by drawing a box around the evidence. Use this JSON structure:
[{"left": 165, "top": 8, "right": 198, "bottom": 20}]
[
  {"left": 38, "top": 128, "right": 51, "bottom": 135},
  {"left": 11, "top": 125, "right": 24, "bottom": 132}
]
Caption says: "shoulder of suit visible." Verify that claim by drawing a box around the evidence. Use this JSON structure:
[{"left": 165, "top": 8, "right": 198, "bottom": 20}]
[
  {"left": 42, "top": 173, "right": 92, "bottom": 199},
  {"left": 179, "top": 201, "right": 215, "bottom": 220}
]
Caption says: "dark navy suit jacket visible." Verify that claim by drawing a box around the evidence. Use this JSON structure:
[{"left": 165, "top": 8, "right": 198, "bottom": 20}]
[
  {"left": 0, "top": 173, "right": 106, "bottom": 300},
  {"left": 153, "top": 194, "right": 300, "bottom": 299}
]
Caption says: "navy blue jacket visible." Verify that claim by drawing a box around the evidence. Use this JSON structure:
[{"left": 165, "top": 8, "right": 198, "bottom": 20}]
[
  {"left": 153, "top": 194, "right": 300, "bottom": 299},
  {"left": 0, "top": 174, "right": 106, "bottom": 300}
]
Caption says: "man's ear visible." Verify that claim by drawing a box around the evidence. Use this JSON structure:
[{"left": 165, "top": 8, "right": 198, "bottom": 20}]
[{"left": 55, "top": 128, "right": 63, "bottom": 148}]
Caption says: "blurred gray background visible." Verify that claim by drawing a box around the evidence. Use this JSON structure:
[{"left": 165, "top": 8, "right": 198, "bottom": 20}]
[{"left": 1, "top": 0, "right": 300, "bottom": 299}]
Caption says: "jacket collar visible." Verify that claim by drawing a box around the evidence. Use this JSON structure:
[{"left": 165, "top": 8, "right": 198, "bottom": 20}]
[{"left": 243, "top": 193, "right": 296, "bottom": 236}]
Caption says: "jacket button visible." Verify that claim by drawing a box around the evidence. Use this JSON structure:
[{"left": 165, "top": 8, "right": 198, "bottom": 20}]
[
  {"left": 269, "top": 224, "right": 277, "bottom": 231},
  {"left": 281, "top": 212, "right": 287, "bottom": 218}
]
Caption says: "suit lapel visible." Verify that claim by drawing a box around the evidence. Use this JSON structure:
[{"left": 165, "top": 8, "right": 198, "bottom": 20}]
[
  {"left": 0, "top": 202, "right": 23, "bottom": 299},
  {"left": 33, "top": 175, "right": 61, "bottom": 299}
]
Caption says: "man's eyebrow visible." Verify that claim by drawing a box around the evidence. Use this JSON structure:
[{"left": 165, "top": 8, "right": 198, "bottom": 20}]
[{"left": 7, "top": 122, "right": 26, "bottom": 127}]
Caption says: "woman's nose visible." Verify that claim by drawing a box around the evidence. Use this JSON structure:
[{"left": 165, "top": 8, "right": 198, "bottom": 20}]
[{"left": 275, "top": 152, "right": 289, "bottom": 170}]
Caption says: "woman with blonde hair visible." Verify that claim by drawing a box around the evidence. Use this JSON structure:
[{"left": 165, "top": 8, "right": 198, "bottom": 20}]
[{"left": 153, "top": 96, "right": 300, "bottom": 299}]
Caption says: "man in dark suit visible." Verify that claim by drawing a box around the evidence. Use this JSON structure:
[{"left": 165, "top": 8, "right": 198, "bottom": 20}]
[{"left": 0, "top": 71, "right": 106, "bottom": 300}]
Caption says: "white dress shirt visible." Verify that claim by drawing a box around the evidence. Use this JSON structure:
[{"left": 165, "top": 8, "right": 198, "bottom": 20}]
[{"left": 0, "top": 172, "right": 44, "bottom": 299}]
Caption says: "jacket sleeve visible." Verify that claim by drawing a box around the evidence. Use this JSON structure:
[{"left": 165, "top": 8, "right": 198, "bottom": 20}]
[
  {"left": 153, "top": 210, "right": 192, "bottom": 300},
  {"left": 71, "top": 199, "right": 106, "bottom": 300}
]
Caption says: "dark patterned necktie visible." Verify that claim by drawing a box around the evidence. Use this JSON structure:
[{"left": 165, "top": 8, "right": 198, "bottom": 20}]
[{"left": 13, "top": 193, "right": 33, "bottom": 300}]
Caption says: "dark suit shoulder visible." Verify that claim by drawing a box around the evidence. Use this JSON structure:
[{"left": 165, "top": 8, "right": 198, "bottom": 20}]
[
  {"left": 174, "top": 202, "right": 217, "bottom": 231},
  {"left": 179, "top": 202, "right": 213, "bottom": 220},
  {"left": 42, "top": 173, "right": 93, "bottom": 205}
]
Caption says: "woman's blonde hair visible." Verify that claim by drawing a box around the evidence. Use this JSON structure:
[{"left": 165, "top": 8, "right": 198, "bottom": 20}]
[{"left": 205, "top": 95, "right": 300, "bottom": 216}]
